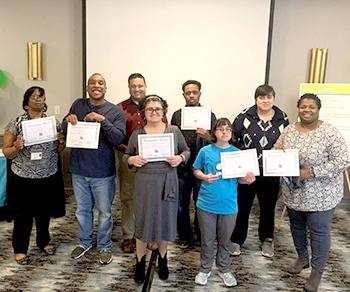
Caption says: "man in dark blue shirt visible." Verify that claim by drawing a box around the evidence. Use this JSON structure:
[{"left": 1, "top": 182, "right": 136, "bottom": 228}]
[{"left": 62, "top": 73, "right": 125, "bottom": 265}]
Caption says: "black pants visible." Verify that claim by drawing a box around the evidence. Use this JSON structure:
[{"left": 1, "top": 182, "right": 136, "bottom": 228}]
[
  {"left": 177, "top": 171, "right": 201, "bottom": 241},
  {"left": 12, "top": 215, "right": 51, "bottom": 254},
  {"left": 230, "top": 176, "right": 280, "bottom": 245}
]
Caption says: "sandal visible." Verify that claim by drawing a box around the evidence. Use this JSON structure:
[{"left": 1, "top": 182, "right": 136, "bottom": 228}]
[
  {"left": 15, "top": 254, "right": 30, "bottom": 265},
  {"left": 42, "top": 244, "right": 56, "bottom": 255}
]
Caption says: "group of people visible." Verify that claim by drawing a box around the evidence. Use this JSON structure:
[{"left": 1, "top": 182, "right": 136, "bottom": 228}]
[{"left": 2, "top": 73, "right": 348, "bottom": 292}]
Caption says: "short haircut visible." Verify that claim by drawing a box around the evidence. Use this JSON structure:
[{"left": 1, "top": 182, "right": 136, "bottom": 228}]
[
  {"left": 297, "top": 93, "right": 321, "bottom": 109},
  {"left": 254, "top": 84, "right": 276, "bottom": 99},
  {"left": 182, "top": 80, "right": 201, "bottom": 92},
  {"left": 211, "top": 117, "right": 235, "bottom": 144},
  {"left": 139, "top": 94, "right": 168, "bottom": 115},
  {"left": 128, "top": 73, "right": 146, "bottom": 85},
  {"left": 22, "top": 86, "right": 47, "bottom": 112}
]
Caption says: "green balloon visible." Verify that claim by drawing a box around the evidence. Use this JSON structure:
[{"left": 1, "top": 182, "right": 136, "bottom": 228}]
[{"left": 0, "top": 70, "right": 7, "bottom": 88}]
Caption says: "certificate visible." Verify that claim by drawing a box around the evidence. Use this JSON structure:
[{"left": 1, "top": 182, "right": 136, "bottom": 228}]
[
  {"left": 180, "top": 107, "right": 211, "bottom": 130},
  {"left": 221, "top": 149, "right": 260, "bottom": 178},
  {"left": 138, "top": 133, "right": 174, "bottom": 162},
  {"left": 22, "top": 116, "right": 57, "bottom": 146},
  {"left": 66, "top": 122, "right": 100, "bottom": 149},
  {"left": 262, "top": 149, "right": 300, "bottom": 176}
]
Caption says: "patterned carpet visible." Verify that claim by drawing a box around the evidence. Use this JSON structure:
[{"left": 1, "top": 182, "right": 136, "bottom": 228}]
[{"left": 0, "top": 194, "right": 349, "bottom": 292}]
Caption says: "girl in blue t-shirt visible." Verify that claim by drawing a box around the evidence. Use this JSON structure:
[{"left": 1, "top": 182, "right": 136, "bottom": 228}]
[{"left": 193, "top": 118, "right": 255, "bottom": 287}]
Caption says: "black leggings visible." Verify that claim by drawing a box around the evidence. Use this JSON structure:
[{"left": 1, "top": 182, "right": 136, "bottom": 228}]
[
  {"left": 12, "top": 215, "right": 51, "bottom": 254},
  {"left": 230, "top": 176, "right": 280, "bottom": 245}
]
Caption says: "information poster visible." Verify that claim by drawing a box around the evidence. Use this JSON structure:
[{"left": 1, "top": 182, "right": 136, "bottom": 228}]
[{"left": 300, "top": 83, "right": 350, "bottom": 152}]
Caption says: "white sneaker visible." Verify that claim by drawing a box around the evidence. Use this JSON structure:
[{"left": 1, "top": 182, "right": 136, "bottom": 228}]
[
  {"left": 218, "top": 271, "right": 237, "bottom": 287},
  {"left": 195, "top": 271, "right": 211, "bottom": 285},
  {"left": 229, "top": 242, "right": 241, "bottom": 256}
]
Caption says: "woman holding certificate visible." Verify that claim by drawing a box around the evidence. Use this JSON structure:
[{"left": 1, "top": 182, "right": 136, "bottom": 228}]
[
  {"left": 276, "top": 94, "right": 349, "bottom": 292},
  {"left": 125, "top": 95, "right": 190, "bottom": 284},
  {"left": 229, "top": 84, "right": 289, "bottom": 258},
  {"left": 3, "top": 86, "right": 65, "bottom": 265}
]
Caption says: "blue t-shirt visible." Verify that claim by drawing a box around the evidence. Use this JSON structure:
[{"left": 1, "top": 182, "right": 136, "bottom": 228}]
[{"left": 193, "top": 144, "right": 239, "bottom": 215}]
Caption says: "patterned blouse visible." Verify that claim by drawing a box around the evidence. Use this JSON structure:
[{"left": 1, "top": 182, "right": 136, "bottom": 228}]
[
  {"left": 232, "top": 105, "right": 289, "bottom": 168},
  {"left": 5, "top": 113, "right": 61, "bottom": 179},
  {"left": 276, "top": 122, "right": 349, "bottom": 211}
]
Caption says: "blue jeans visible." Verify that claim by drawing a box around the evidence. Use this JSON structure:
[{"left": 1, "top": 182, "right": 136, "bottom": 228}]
[
  {"left": 287, "top": 207, "right": 335, "bottom": 273},
  {"left": 72, "top": 174, "right": 116, "bottom": 251}
]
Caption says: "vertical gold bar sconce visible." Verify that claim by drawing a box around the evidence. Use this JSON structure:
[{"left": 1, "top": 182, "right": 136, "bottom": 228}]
[
  {"left": 27, "top": 42, "right": 43, "bottom": 80},
  {"left": 308, "top": 48, "right": 328, "bottom": 83}
]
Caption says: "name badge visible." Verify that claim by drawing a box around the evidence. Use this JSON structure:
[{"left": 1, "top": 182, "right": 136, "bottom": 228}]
[{"left": 31, "top": 152, "right": 43, "bottom": 160}]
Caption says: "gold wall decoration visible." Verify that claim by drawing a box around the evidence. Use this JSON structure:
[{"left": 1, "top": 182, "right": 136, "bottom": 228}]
[
  {"left": 308, "top": 48, "right": 328, "bottom": 83},
  {"left": 27, "top": 42, "right": 43, "bottom": 80}
]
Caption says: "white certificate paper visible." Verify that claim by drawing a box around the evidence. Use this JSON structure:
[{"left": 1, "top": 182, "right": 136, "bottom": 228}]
[
  {"left": 138, "top": 133, "right": 174, "bottom": 162},
  {"left": 180, "top": 107, "right": 211, "bottom": 130},
  {"left": 66, "top": 122, "right": 100, "bottom": 149},
  {"left": 221, "top": 149, "right": 260, "bottom": 178},
  {"left": 263, "top": 149, "right": 300, "bottom": 176},
  {"left": 22, "top": 116, "right": 57, "bottom": 146}
]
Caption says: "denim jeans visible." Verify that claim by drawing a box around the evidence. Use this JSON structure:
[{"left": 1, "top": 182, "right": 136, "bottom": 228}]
[
  {"left": 72, "top": 174, "right": 116, "bottom": 251},
  {"left": 287, "top": 207, "right": 335, "bottom": 273}
]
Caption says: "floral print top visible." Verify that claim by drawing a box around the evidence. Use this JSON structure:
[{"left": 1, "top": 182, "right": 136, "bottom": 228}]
[{"left": 276, "top": 122, "right": 349, "bottom": 211}]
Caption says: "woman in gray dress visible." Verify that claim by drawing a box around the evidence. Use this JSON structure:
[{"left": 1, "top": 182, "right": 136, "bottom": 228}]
[{"left": 125, "top": 95, "right": 190, "bottom": 284}]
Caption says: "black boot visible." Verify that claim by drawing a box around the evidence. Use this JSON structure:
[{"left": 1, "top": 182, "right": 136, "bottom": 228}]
[
  {"left": 134, "top": 255, "right": 146, "bottom": 284},
  {"left": 158, "top": 252, "right": 169, "bottom": 280}
]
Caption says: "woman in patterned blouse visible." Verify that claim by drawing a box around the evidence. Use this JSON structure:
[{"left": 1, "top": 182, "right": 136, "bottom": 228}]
[
  {"left": 276, "top": 93, "right": 349, "bottom": 292},
  {"left": 3, "top": 86, "right": 66, "bottom": 265}
]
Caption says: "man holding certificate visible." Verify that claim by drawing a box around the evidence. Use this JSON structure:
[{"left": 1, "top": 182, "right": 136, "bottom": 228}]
[
  {"left": 62, "top": 73, "right": 126, "bottom": 265},
  {"left": 125, "top": 95, "right": 190, "bottom": 284},
  {"left": 171, "top": 80, "right": 216, "bottom": 247}
]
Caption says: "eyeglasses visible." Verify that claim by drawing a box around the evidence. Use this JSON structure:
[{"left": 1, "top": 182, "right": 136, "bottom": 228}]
[
  {"left": 216, "top": 127, "right": 232, "bottom": 133},
  {"left": 145, "top": 107, "right": 163, "bottom": 114},
  {"left": 29, "top": 95, "right": 46, "bottom": 101},
  {"left": 184, "top": 90, "right": 200, "bottom": 97}
]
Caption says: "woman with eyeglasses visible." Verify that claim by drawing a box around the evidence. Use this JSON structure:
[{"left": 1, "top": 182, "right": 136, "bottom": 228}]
[
  {"left": 3, "top": 86, "right": 65, "bottom": 265},
  {"left": 124, "top": 95, "right": 190, "bottom": 284},
  {"left": 229, "top": 84, "right": 289, "bottom": 258},
  {"left": 275, "top": 94, "right": 349, "bottom": 292}
]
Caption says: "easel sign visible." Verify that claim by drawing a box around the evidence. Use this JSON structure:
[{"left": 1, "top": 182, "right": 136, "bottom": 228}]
[{"left": 300, "top": 83, "right": 350, "bottom": 189}]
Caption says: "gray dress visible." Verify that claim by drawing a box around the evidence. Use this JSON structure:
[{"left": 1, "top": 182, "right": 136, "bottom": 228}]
[{"left": 126, "top": 125, "right": 190, "bottom": 242}]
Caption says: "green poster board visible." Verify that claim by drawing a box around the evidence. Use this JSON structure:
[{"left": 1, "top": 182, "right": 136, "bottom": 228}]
[{"left": 300, "top": 83, "right": 350, "bottom": 151}]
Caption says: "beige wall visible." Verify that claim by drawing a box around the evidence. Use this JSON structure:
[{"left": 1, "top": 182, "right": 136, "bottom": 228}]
[
  {"left": 270, "top": 0, "right": 350, "bottom": 122},
  {"left": 1, "top": 0, "right": 349, "bottom": 131},
  {"left": 0, "top": 0, "right": 82, "bottom": 131}
]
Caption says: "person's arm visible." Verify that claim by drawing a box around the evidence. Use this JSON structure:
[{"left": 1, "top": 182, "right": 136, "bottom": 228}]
[
  {"left": 238, "top": 171, "right": 256, "bottom": 184},
  {"left": 166, "top": 127, "right": 190, "bottom": 167},
  {"left": 3, "top": 130, "right": 24, "bottom": 160},
  {"left": 311, "top": 126, "right": 349, "bottom": 179},
  {"left": 62, "top": 100, "right": 80, "bottom": 134},
  {"left": 100, "top": 109, "right": 126, "bottom": 147},
  {"left": 193, "top": 168, "right": 219, "bottom": 183},
  {"left": 57, "top": 131, "right": 66, "bottom": 153}
]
